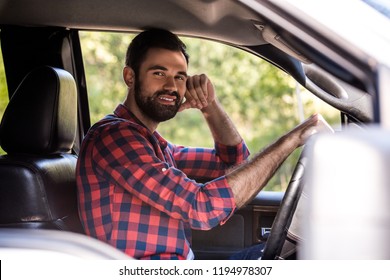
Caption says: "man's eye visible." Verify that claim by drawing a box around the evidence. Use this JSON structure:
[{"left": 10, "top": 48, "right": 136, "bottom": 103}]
[
  {"left": 176, "top": 76, "right": 186, "bottom": 81},
  {"left": 153, "top": 72, "right": 165, "bottom": 77}
]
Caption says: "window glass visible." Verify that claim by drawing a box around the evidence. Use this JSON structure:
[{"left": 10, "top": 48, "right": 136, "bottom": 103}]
[
  {"left": 0, "top": 42, "right": 9, "bottom": 155},
  {"left": 80, "top": 31, "right": 339, "bottom": 191}
]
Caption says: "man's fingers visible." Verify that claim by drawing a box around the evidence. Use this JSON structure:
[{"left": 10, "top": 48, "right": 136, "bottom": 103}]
[
  {"left": 199, "top": 74, "right": 209, "bottom": 105},
  {"left": 295, "top": 113, "right": 334, "bottom": 146},
  {"left": 186, "top": 75, "right": 209, "bottom": 108},
  {"left": 316, "top": 114, "right": 334, "bottom": 133},
  {"left": 186, "top": 78, "right": 201, "bottom": 108},
  {"left": 178, "top": 100, "right": 191, "bottom": 112}
]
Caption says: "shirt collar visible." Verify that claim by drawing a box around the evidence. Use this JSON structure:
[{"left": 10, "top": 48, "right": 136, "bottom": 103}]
[
  {"left": 114, "top": 104, "right": 168, "bottom": 149},
  {"left": 114, "top": 104, "right": 145, "bottom": 127}
]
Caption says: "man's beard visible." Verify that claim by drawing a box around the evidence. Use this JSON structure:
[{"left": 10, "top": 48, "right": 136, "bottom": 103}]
[{"left": 134, "top": 80, "right": 182, "bottom": 122}]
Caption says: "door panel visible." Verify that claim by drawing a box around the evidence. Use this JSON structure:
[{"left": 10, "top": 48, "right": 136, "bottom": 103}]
[{"left": 191, "top": 191, "right": 283, "bottom": 260}]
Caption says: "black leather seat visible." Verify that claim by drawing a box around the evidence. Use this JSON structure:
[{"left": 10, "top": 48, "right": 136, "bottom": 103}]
[{"left": 0, "top": 66, "right": 84, "bottom": 233}]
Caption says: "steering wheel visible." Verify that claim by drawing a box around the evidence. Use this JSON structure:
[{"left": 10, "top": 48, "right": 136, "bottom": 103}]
[{"left": 260, "top": 144, "right": 310, "bottom": 260}]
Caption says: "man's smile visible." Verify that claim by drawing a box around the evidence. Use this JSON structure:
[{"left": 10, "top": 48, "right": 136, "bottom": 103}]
[{"left": 156, "top": 92, "right": 180, "bottom": 105}]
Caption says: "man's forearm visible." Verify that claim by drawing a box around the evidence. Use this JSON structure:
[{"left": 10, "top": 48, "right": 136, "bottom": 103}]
[
  {"left": 226, "top": 113, "right": 322, "bottom": 208},
  {"left": 227, "top": 133, "right": 299, "bottom": 208},
  {"left": 202, "top": 100, "right": 242, "bottom": 146}
]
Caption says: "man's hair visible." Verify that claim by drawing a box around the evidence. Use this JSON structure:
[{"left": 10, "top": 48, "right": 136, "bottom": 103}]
[{"left": 125, "top": 28, "right": 189, "bottom": 75}]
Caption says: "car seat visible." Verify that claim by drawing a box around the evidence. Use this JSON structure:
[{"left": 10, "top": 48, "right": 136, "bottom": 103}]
[{"left": 0, "top": 65, "right": 84, "bottom": 233}]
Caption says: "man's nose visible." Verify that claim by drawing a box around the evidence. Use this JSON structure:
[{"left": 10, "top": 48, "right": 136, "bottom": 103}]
[{"left": 163, "top": 76, "right": 177, "bottom": 91}]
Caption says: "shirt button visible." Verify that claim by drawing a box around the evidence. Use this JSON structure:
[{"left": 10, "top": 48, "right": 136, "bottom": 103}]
[{"left": 162, "top": 168, "right": 167, "bottom": 172}]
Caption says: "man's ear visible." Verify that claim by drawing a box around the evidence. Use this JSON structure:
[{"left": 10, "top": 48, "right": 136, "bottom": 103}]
[{"left": 123, "top": 66, "right": 135, "bottom": 88}]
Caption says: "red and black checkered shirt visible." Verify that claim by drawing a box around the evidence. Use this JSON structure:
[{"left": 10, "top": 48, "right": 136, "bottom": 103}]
[{"left": 76, "top": 104, "right": 250, "bottom": 259}]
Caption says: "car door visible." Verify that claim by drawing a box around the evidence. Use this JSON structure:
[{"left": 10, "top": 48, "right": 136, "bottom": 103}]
[{"left": 191, "top": 191, "right": 283, "bottom": 259}]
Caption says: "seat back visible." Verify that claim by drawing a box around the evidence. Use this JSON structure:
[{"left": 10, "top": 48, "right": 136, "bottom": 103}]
[{"left": 0, "top": 66, "right": 84, "bottom": 233}]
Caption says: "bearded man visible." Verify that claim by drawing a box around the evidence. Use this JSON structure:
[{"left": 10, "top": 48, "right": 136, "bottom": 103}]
[{"left": 76, "top": 28, "right": 325, "bottom": 260}]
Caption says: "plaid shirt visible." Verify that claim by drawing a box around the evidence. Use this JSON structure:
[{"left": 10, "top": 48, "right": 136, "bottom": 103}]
[{"left": 76, "top": 104, "right": 250, "bottom": 260}]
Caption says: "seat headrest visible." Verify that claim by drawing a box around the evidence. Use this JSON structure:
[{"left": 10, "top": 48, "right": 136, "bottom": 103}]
[{"left": 0, "top": 66, "right": 77, "bottom": 154}]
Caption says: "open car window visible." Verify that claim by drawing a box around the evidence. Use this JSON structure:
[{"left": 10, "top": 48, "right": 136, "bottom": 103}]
[{"left": 79, "top": 31, "right": 341, "bottom": 192}]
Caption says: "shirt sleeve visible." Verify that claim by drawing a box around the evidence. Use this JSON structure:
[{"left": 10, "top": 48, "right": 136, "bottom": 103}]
[
  {"left": 170, "top": 140, "right": 250, "bottom": 180},
  {"left": 91, "top": 122, "right": 237, "bottom": 230}
]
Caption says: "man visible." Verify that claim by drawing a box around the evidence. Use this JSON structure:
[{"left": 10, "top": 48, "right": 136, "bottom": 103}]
[{"left": 76, "top": 28, "right": 327, "bottom": 260}]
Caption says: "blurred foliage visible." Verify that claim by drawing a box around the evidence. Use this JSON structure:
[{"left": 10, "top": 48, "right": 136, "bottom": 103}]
[
  {"left": 0, "top": 47, "right": 8, "bottom": 155},
  {"left": 76, "top": 32, "right": 339, "bottom": 190},
  {"left": 0, "top": 48, "right": 7, "bottom": 118}
]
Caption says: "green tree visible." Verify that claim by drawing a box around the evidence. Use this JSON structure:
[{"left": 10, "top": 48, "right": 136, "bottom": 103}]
[{"left": 80, "top": 32, "right": 134, "bottom": 121}]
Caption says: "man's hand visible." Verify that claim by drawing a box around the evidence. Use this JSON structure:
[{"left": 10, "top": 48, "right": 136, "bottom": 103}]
[
  {"left": 179, "top": 74, "right": 216, "bottom": 112},
  {"left": 228, "top": 113, "right": 333, "bottom": 208},
  {"left": 291, "top": 113, "right": 334, "bottom": 147}
]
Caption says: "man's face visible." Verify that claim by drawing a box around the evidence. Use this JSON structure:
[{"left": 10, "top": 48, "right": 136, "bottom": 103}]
[{"left": 134, "top": 48, "right": 188, "bottom": 122}]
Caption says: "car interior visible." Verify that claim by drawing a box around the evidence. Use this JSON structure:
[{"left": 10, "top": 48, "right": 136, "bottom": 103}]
[
  {"left": 0, "top": 66, "right": 83, "bottom": 233},
  {"left": 0, "top": 0, "right": 386, "bottom": 260}
]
